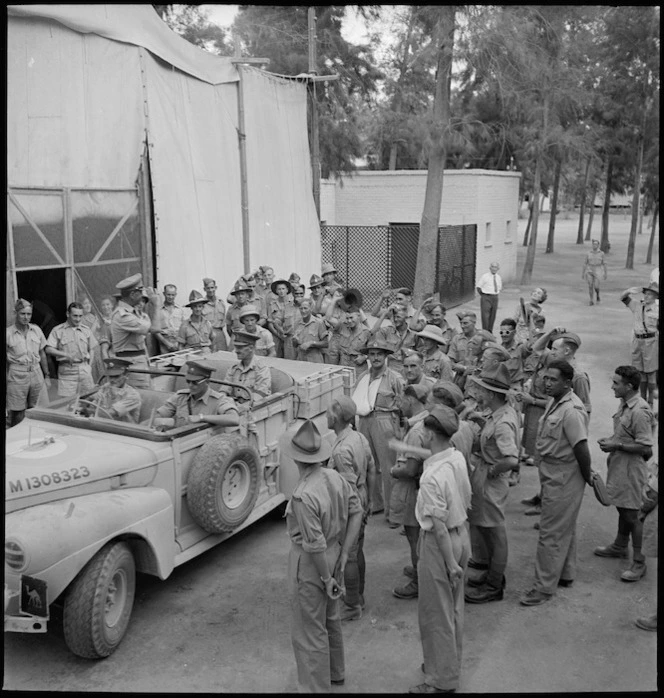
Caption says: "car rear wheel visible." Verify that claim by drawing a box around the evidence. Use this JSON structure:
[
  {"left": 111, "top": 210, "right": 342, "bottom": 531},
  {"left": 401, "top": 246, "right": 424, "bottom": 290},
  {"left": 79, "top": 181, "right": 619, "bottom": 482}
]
[
  {"left": 187, "top": 433, "right": 261, "bottom": 533},
  {"left": 63, "top": 542, "right": 136, "bottom": 659}
]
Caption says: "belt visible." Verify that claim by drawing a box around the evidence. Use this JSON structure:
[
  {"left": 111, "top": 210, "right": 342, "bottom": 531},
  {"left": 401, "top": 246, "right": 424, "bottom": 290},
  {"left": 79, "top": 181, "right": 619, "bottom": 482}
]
[
  {"left": 9, "top": 364, "right": 39, "bottom": 372},
  {"left": 57, "top": 359, "right": 90, "bottom": 364},
  {"left": 116, "top": 350, "right": 146, "bottom": 357},
  {"left": 634, "top": 332, "right": 655, "bottom": 339},
  {"left": 423, "top": 525, "right": 462, "bottom": 535}
]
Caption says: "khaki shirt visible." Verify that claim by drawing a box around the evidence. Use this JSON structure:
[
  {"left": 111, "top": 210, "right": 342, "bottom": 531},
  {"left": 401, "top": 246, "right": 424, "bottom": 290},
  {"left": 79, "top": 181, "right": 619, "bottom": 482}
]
[
  {"left": 478, "top": 403, "right": 520, "bottom": 466},
  {"left": 47, "top": 323, "right": 97, "bottom": 363},
  {"left": 353, "top": 367, "right": 405, "bottom": 415},
  {"left": 202, "top": 297, "right": 226, "bottom": 329},
  {"left": 447, "top": 332, "right": 472, "bottom": 365},
  {"left": 158, "top": 303, "right": 186, "bottom": 339},
  {"left": 584, "top": 249, "right": 605, "bottom": 273},
  {"left": 6, "top": 324, "right": 47, "bottom": 366},
  {"left": 91, "top": 383, "right": 141, "bottom": 423},
  {"left": 222, "top": 355, "right": 272, "bottom": 401},
  {"left": 268, "top": 298, "right": 298, "bottom": 337},
  {"left": 286, "top": 465, "right": 362, "bottom": 554},
  {"left": 422, "top": 349, "right": 454, "bottom": 382},
  {"left": 501, "top": 340, "right": 531, "bottom": 386},
  {"left": 293, "top": 316, "right": 328, "bottom": 363},
  {"left": 329, "top": 326, "right": 370, "bottom": 367},
  {"left": 536, "top": 390, "right": 588, "bottom": 463},
  {"left": 156, "top": 387, "right": 239, "bottom": 428},
  {"left": 178, "top": 318, "right": 214, "bottom": 351},
  {"left": 416, "top": 448, "right": 471, "bottom": 531},
  {"left": 111, "top": 301, "right": 151, "bottom": 353},
  {"left": 623, "top": 297, "right": 659, "bottom": 336},
  {"left": 329, "top": 426, "right": 376, "bottom": 509},
  {"left": 607, "top": 394, "right": 654, "bottom": 465},
  {"left": 377, "top": 324, "right": 417, "bottom": 372}
]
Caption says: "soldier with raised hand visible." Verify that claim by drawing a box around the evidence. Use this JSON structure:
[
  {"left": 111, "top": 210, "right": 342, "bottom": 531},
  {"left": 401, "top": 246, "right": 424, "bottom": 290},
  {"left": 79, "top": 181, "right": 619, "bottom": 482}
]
[{"left": 110, "top": 274, "right": 152, "bottom": 389}]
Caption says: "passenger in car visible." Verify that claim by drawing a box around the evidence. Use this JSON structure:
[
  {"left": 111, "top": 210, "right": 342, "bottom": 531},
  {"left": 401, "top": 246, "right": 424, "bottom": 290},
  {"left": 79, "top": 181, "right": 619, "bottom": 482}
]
[
  {"left": 153, "top": 360, "right": 239, "bottom": 430},
  {"left": 221, "top": 330, "right": 272, "bottom": 405},
  {"left": 79, "top": 358, "right": 141, "bottom": 423}
]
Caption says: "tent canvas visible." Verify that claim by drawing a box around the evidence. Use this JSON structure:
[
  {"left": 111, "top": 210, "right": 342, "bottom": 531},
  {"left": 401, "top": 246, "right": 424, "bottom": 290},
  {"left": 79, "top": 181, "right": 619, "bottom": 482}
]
[{"left": 7, "top": 4, "right": 321, "bottom": 316}]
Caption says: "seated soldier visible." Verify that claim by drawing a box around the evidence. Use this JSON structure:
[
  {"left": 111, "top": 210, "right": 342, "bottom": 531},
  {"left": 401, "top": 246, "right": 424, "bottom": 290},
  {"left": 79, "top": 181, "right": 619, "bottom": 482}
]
[
  {"left": 78, "top": 357, "right": 142, "bottom": 423},
  {"left": 220, "top": 330, "right": 272, "bottom": 405},
  {"left": 154, "top": 359, "right": 240, "bottom": 430}
]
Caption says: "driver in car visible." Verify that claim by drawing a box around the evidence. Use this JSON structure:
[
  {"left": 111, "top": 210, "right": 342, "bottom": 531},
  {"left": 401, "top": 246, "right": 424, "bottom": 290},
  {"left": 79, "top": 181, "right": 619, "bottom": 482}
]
[
  {"left": 78, "top": 357, "right": 142, "bottom": 423},
  {"left": 153, "top": 359, "right": 240, "bottom": 430}
]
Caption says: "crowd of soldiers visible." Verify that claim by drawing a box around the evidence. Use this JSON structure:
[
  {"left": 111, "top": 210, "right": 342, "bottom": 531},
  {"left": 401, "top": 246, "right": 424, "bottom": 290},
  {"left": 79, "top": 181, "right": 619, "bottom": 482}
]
[{"left": 5, "top": 260, "right": 659, "bottom": 693}]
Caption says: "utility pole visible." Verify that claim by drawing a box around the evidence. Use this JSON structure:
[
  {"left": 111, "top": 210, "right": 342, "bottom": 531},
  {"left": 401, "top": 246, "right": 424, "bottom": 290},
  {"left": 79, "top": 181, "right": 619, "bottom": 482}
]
[
  {"left": 308, "top": 7, "right": 321, "bottom": 219},
  {"left": 232, "top": 38, "right": 270, "bottom": 274},
  {"left": 305, "top": 8, "right": 339, "bottom": 221}
]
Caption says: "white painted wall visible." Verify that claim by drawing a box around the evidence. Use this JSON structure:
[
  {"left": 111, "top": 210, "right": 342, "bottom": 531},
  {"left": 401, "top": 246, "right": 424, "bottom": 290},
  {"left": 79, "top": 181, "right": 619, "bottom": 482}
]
[{"left": 320, "top": 169, "right": 520, "bottom": 284}]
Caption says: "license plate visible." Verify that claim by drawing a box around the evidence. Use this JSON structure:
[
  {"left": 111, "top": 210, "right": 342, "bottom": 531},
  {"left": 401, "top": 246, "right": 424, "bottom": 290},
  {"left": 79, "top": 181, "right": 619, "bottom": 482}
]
[{"left": 19, "top": 576, "right": 49, "bottom": 619}]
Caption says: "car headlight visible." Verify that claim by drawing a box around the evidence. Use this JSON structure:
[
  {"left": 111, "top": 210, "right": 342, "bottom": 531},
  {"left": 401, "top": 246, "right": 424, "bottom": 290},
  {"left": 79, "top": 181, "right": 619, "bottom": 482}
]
[{"left": 5, "top": 538, "right": 28, "bottom": 572}]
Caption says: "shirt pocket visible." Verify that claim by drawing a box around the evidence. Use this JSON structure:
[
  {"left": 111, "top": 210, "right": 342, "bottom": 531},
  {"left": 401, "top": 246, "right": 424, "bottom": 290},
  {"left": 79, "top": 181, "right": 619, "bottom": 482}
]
[{"left": 539, "top": 414, "right": 561, "bottom": 440}]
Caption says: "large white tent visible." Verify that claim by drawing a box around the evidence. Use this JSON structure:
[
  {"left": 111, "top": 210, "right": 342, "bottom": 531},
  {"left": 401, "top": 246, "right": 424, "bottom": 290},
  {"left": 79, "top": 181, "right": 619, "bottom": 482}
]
[{"left": 7, "top": 4, "right": 320, "bottom": 318}]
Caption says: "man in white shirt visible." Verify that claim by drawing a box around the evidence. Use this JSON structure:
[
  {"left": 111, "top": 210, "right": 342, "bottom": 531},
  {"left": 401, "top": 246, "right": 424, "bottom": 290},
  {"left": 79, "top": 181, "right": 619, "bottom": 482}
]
[{"left": 476, "top": 262, "right": 503, "bottom": 334}]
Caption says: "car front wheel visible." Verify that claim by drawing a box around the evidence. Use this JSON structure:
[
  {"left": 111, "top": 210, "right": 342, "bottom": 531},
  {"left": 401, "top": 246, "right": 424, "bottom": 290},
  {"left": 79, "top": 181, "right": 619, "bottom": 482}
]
[{"left": 63, "top": 541, "right": 136, "bottom": 659}]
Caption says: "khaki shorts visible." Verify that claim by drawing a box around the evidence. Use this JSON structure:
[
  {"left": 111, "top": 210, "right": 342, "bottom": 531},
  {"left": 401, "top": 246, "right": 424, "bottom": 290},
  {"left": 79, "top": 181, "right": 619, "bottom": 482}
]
[
  {"left": 6, "top": 365, "right": 47, "bottom": 411},
  {"left": 56, "top": 363, "right": 95, "bottom": 397},
  {"left": 631, "top": 336, "right": 658, "bottom": 374}
]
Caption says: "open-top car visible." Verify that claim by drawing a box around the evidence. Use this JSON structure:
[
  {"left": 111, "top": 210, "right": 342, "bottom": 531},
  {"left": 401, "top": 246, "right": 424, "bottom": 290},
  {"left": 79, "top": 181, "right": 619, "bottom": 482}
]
[{"left": 4, "top": 350, "right": 354, "bottom": 659}]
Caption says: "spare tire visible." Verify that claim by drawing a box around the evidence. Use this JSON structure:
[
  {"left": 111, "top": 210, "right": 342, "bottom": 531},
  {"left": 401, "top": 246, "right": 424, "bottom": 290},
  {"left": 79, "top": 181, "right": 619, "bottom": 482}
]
[{"left": 187, "top": 433, "right": 261, "bottom": 533}]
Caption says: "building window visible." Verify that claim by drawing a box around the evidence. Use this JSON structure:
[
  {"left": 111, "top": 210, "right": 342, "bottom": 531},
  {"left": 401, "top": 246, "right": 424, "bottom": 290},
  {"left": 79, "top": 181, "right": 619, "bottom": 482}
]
[
  {"left": 485, "top": 222, "right": 492, "bottom": 246},
  {"left": 506, "top": 219, "right": 514, "bottom": 241}
]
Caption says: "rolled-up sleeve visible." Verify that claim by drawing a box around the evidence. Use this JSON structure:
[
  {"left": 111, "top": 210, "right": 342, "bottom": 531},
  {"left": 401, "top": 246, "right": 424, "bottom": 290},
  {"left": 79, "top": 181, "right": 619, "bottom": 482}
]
[
  {"left": 418, "top": 478, "right": 449, "bottom": 525},
  {"left": 562, "top": 407, "right": 588, "bottom": 449},
  {"left": 632, "top": 407, "right": 654, "bottom": 447},
  {"left": 291, "top": 497, "right": 327, "bottom": 553},
  {"left": 494, "top": 420, "right": 519, "bottom": 459}
]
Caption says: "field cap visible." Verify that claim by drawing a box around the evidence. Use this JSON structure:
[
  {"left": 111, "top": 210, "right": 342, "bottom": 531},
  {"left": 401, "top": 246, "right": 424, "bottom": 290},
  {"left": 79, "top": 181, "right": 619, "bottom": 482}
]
[
  {"left": 404, "top": 383, "right": 430, "bottom": 404},
  {"left": 431, "top": 380, "right": 464, "bottom": 408},
  {"left": 427, "top": 404, "right": 459, "bottom": 437},
  {"left": 361, "top": 338, "right": 394, "bottom": 355}
]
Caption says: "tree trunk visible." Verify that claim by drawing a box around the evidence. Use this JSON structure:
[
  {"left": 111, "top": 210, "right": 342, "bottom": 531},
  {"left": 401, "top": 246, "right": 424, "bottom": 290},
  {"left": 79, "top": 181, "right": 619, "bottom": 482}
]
[
  {"left": 637, "top": 198, "right": 644, "bottom": 235},
  {"left": 576, "top": 157, "right": 591, "bottom": 244},
  {"left": 388, "top": 7, "right": 416, "bottom": 172},
  {"left": 645, "top": 200, "right": 658, "bottom": 264},
  {"left": 545, "top": 157, "right": 562, "bottom": 253},
  {"left": 585, "top": 182, "right": 597, "bottom": 241},
  {"left": 600, "top": 159, "right": 612, "bottom": 254},
  {"left": 521, "top": 93, "right": 548, "bottom": 285},
  {"left": 413, "top": 6, "right": 455, "bottom": 307},
  {"left": 626, "top": 135, "right": 644, "bottom": 269},
  {"left": 522, "top": 198, "right": 534, "bottom": 246}
]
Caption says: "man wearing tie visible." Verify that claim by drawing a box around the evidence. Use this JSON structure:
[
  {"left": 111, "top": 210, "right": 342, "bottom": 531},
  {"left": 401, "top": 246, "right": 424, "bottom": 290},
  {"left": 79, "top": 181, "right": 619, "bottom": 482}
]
[{"left": 476, "top": 262, "right": 503, "bottom": 334}]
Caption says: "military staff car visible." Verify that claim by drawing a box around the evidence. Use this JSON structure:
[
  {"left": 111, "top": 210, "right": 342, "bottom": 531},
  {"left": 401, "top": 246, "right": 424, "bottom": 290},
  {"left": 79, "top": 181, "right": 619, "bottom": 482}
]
[{"left": 5, "top": 350, "right": 354, "bottom": 659}]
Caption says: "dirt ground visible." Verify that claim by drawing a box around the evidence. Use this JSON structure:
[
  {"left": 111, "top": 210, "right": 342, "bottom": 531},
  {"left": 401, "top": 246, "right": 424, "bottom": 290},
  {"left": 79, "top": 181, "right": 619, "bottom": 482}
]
[{"left": 3, "top": 212, "right": 659, "bottom": 692}]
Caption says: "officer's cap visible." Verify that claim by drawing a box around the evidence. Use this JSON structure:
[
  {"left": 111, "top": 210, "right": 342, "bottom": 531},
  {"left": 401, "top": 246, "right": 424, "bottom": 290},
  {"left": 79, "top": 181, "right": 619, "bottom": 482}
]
[
  {"left": 115, "top": 274, "right": 143, "bottom": 292},
  {"left": 233, "top": 330, "right": 260, "bottom": 347},
  {"left": 103, "top": 357, "right": 132, "bottom": 375},
  {"left": 185, "top": 360, "right": 214, "bottom": 379}
]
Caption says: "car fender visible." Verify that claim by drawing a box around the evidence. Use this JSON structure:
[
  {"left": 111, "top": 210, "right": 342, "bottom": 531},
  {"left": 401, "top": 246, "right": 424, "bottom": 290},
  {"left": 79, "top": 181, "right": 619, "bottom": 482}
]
[{"left": 5, "top": 488, "right": 175, "bottom": 606}]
